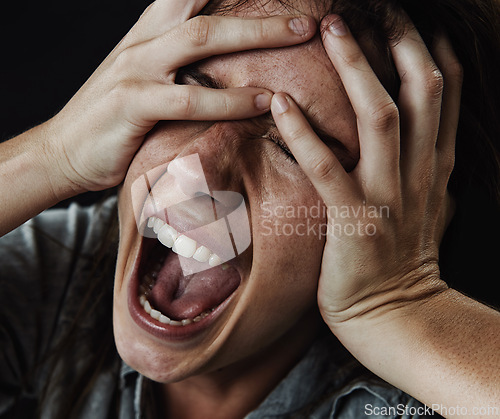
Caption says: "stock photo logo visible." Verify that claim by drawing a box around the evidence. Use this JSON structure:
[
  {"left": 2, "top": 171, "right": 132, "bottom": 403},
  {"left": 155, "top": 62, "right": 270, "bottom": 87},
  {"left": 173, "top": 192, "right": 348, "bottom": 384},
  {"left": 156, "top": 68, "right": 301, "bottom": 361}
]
[{"left": 132, "top": 154, "right": 251, "bottom": 276}]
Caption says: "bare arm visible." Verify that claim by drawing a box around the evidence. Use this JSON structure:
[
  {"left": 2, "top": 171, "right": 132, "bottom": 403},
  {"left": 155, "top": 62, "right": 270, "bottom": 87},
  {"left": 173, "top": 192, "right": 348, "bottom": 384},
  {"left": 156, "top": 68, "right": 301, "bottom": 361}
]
[
  {"left": 0, "top": 126, "right": 71, "bottom": 236},
  {"left": 333, "top": 287, "right": 500, "bottom": 417}
]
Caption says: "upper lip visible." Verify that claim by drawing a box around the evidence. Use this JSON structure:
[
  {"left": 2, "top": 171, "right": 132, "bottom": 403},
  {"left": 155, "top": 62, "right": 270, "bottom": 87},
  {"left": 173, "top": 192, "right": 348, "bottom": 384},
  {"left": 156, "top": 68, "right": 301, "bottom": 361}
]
[
  {"left": 145, "top": 194, "right": 222, "bottom": 235},
  {"left": 137, "top": 163, "right": 249, "bottom": 263},
  {"left": 144, "top": 197, "right": 241, "bottom": 264}
]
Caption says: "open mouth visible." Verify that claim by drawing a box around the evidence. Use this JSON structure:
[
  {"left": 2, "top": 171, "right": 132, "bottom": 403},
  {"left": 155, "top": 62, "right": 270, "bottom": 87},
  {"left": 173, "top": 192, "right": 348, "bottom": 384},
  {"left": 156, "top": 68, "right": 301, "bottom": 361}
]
[{"left": 129, "top": 217, "right": 243, "bottom": 339}]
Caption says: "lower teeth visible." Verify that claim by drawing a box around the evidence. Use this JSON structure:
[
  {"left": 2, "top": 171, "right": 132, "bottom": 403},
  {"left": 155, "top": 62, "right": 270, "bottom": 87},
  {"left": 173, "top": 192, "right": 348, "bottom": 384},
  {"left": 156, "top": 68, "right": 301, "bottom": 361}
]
[
  {"left": 139, "top": 293, "right": 215, "bottom": 326},
  {"left": 139, "top": 269, "right": 217, "bottom": 326}
]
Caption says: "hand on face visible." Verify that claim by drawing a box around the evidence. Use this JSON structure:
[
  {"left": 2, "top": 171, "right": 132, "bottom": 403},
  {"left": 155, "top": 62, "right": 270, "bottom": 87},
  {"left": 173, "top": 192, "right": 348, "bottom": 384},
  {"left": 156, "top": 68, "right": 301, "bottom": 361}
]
[
  {"left": 270, "top": 15, "right": 462, "bottom": 331},
  {"left": 45, "top": 0, "right": 315, "bottom": 194}
]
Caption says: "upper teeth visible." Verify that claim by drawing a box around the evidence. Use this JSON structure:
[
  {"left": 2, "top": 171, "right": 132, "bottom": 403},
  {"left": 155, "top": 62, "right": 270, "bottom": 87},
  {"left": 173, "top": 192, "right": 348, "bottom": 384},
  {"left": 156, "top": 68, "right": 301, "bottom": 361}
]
[{"left": 147, "top": 216, "right": 224, "bottom": 267}]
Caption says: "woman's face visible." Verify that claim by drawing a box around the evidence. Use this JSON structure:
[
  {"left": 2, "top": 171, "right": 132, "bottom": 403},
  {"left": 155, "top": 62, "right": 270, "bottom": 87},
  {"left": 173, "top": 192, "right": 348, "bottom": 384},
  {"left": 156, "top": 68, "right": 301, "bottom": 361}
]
[{"left": 113, "top": 1, "right": 361, "bottom": 383}]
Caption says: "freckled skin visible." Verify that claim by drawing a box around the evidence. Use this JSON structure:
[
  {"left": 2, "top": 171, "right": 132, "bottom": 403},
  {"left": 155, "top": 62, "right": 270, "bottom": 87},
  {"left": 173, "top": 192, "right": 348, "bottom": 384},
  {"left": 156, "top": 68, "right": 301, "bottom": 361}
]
[
  {"left": 112, "top": 0, "right": 363, "bottom": 411},
  {"left": 202, "top": 40, "right": 360, "bottom": 162}
]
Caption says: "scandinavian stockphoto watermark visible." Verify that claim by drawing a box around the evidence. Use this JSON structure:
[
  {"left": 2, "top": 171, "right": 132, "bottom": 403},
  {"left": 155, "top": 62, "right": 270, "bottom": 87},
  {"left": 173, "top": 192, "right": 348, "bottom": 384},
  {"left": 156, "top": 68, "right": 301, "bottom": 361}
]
[
  {"left": 260, "top": 201, "right": 390, "bottom": 239},
  {"left": 131, "top": 154, "right": 251, "bottom": 275}
]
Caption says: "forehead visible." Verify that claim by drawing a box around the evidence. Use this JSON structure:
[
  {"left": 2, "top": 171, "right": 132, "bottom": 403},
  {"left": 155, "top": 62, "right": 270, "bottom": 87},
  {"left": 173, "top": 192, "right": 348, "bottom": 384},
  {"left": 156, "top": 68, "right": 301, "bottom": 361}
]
[
  {"left": 198, "top": 0, "right": 360, "bottom": 163},
  {"left": 203, "top": 0, "right": 330, "bottom": 17}
]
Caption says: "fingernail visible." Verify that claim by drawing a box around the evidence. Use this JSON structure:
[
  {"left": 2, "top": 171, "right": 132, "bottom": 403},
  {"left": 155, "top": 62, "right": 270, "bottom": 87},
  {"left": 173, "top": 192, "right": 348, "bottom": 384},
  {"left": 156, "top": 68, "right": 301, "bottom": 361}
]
[
  {"left": 273, "top": 94, "right": 290, "bottom": 115},
  {"left": 255, "top": 93, "right": 272, "bottom": 111},
  {"left": 289, "top": 17, "right": 310, "bottom": 36},
  {"left": 328, "top": 16, "right": 347, "bottom": 37}
]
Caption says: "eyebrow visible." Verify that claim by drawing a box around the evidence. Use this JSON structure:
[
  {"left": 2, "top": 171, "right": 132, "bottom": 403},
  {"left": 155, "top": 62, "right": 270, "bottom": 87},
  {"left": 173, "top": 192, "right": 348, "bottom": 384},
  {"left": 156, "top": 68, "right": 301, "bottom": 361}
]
[{"left": 179, "top": 68, "right": 355, "bottom": 167}]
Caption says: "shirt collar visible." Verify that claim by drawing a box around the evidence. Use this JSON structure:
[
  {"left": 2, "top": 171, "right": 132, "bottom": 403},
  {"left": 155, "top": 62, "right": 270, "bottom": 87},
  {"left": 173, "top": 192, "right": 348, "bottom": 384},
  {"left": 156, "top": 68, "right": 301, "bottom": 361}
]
[{"left": 119, "top": 362, "right": 144, "bottom": 419}]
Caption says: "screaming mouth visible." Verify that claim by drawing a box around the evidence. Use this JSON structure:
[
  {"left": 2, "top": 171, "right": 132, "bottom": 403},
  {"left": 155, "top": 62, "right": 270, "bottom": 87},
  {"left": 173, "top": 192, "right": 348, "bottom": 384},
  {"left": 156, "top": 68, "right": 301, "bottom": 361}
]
[{"left": 136, "top": 217, "right": 242, "bottom": 328}]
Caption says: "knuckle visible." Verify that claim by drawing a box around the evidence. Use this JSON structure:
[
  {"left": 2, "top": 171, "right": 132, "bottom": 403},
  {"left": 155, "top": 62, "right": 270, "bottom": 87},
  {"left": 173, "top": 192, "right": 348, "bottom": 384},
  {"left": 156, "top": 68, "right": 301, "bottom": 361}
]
[
  {"left": 172, "top": 87, "right": 197, "bottom": 118},
  {"left": 221, "top": 96, "right": 231, "bottom": 118},
  {"left": 367, "top": 100, "right": 400, "bottom": 132},
  {"left": 309, "top": 153, "right": 337, "bottom": 182},
  {"left": 288, "top": 125, "right": 309, "bottom": 141},
  {"left": 440, "top": 152, "right": 456, "bottom": 176},
  {"left": 113, "top": 47, "right": 135, "bottom": 73},
  {"left": 341, "top": 49, "right": 365, "bottom": 67},
  {"left": 251, "top": 18, "right": 271, "bottom": 42},
  {"left": 423, "top": 67, "right": 444, "bottom": 99},
  {"left": 183, "top": 16, "right": 211, "bottom": 48},
  {"left": 109, "top": 79, "right": 137, "bottom": 106}
]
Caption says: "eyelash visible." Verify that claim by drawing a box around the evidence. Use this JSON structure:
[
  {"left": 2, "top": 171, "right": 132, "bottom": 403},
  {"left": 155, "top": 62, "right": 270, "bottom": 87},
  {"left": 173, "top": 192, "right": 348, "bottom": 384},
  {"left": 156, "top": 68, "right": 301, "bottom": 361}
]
[{"left": 266, "top": 131, "right": 297, "bottom": 163}]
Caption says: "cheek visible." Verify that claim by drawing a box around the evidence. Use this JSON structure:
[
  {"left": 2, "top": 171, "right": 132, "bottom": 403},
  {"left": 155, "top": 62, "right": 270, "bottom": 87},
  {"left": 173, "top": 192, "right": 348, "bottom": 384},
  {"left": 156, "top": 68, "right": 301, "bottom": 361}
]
[
  {"left": 118, "top": 122, "right": 205, "bottom": 233},
  {"left": 247, "top": 158, "right": 328, "bottom": 300},
  {"left": 253, "top": 199, "right": 327, "bottom": 282},
  {"left": 122, "top": 123, "right": 189, "bottom": 187}
]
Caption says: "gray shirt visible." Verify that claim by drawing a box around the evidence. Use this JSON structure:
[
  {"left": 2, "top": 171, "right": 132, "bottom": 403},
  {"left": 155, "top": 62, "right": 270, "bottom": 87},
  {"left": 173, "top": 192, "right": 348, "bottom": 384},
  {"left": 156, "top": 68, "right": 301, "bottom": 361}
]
[{"left": 0, "top": 199, "right": 437, "bottom": 418}]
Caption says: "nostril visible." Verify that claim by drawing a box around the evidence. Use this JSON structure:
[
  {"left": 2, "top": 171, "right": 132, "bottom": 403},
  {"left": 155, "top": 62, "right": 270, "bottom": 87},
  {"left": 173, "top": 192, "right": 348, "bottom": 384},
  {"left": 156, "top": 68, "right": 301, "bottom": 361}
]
[{"left": 212, "top": 191, "right": 244, "bottom": 216}]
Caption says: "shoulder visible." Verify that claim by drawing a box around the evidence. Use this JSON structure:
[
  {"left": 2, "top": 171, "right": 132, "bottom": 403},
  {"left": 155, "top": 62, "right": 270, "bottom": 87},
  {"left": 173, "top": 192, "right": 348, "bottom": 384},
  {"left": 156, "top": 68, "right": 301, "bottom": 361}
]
[
  {"left": 0, "top": 196, "right": 117, "bottom": 266},
  {"left": 248, "top": 333, "right": 438, "bottom": 418},
  {"left": 325, "top": 378, "right": 437, "bottom": 418},
  {"left": 315, "top": 335, "right": 438, "bottom": 418},
  {"left": 0, "top": 197, "right": 118, "bottom": 416}
]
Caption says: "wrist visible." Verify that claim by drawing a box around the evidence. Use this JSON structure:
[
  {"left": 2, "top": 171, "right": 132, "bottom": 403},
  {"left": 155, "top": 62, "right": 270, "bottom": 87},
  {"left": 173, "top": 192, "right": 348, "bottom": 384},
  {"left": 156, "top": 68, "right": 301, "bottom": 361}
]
[
  {"left": 0, "top": 123, "right": 84, "bottom": 235},
  {"left": 39, "top": 118, "right": 88, "bottom": 200},
  {"left": 322, "top": 264, "right": 449, "bottom": 337},
  {"left": 322, "top": 273, "right": 450, "bottom": 395}
]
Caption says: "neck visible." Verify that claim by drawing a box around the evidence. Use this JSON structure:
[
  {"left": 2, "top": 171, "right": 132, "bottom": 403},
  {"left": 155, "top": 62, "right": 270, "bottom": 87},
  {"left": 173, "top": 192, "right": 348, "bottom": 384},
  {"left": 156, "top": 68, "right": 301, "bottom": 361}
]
[{"left": 158, "top": 310, "right": 321, "bottom": 419}]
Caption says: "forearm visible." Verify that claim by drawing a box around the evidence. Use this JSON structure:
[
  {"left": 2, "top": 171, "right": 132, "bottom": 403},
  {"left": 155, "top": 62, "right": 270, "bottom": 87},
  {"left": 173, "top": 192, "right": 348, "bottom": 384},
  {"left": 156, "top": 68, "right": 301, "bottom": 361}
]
[
  {"left": 0, "top": 123, "right": 80, "bottom": 236},
  {"left": 331, "top": 287, "right": 500, "bottom": 418}
]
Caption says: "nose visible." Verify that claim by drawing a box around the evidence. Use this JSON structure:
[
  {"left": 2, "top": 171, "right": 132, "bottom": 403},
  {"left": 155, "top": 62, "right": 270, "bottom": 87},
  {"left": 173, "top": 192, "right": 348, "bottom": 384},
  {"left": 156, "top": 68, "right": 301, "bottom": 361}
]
[
  {"left": 132, "top": 122, "right": 252, "bottom": 266},
  {"left": 153, "top": 124, "right": 251, "bottom": 269},
  {"left": 167, "top": 153, "right": 211, "bottom": 197},
  {"left": 167, "top": 123, "right": 243, "bottom": 218},
  {"left": 168, "top": 122, "right": 247, "bottom": 198}
]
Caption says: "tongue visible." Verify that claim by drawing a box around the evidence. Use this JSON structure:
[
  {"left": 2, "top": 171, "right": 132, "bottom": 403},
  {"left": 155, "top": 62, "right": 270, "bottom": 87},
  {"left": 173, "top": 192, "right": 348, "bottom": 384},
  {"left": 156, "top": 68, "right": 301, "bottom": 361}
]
[{"left": 148, "top": 251, "right": 241, "bottom": 320}]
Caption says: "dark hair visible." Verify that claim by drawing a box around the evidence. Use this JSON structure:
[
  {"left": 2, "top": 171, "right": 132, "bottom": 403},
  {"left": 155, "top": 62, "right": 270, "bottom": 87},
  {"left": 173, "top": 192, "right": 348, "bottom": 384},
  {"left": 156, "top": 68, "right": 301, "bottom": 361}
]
[{"left": 38, "top": 1, "right": 500, "bottom": 418}]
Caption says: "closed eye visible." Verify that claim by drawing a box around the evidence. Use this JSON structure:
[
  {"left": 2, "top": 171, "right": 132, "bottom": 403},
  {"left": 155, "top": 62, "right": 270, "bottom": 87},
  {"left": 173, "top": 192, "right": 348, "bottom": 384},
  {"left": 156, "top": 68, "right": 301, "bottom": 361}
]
[
  {"left": 176, "top": 67, "right": 224, "bottom": 89},
  {"left": 264, "top": 130, "right": 296, "bottom": 163},
  {"left": 263, "top": 118, "right": 350, "bottom": 167}
]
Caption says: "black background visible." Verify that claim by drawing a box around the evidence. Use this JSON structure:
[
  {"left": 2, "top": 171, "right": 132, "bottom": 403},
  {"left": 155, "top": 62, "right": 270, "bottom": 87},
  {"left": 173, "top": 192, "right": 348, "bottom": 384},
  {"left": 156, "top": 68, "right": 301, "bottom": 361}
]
[
  {"left": 1, "top": 1, "right": 499, "bottom": 307},
  {"left": 0, "top": 0, "right": 149, "bottom": 205}
]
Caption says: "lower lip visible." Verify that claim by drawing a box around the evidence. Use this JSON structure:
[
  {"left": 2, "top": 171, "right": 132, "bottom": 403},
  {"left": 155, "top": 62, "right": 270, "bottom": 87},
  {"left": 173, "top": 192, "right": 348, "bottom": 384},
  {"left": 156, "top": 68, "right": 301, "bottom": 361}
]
[{"left": 127, "top": 241, "right": 239, "bottom": 341}]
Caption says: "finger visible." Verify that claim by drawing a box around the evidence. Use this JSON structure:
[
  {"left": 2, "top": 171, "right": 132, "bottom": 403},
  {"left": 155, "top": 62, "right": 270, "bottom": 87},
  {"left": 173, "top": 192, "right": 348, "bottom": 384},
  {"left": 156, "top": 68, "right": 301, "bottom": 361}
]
[
  {"left": 146, "top": 15, "right": 316, "bottom": 71},
  {"left": 129, "top": 85, "right": 274, "bottom": 123},
  {"left": 432, "top": 34, "right": 463, "bottom": 157},
  {"left": 270, "top": 93, "right": 358, "bottom": 205},
  {"left": 321, "top": 15, "right": 400, "bottom": 193},
  {"left": 118, "top": 0, "right": 209, "bottom": 51},
  {"left": 389, "top": 20, "right": 444, "bottom": 171},
  {"left": 149, "top": 0, "right": 210, "bottom": 33}
]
